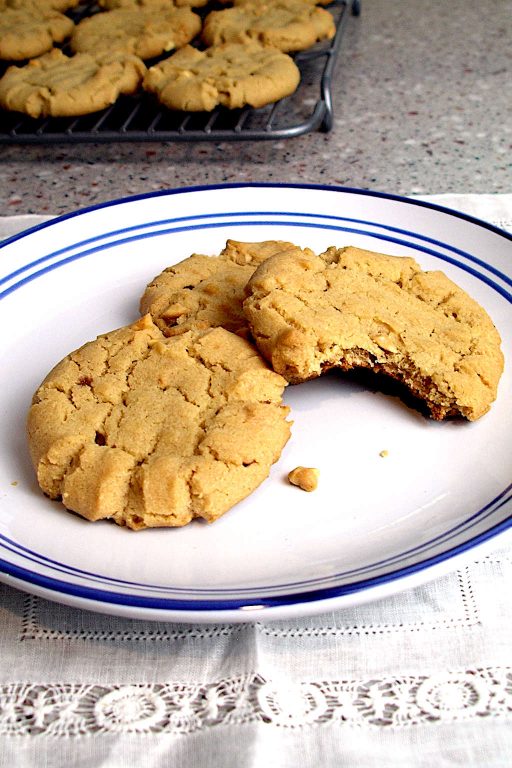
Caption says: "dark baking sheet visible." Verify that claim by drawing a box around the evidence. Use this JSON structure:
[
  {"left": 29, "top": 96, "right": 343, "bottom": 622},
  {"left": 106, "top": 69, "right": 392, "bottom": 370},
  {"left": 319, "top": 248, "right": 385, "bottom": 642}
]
[{"left": 0, "top": 0, "right": 357, "bottom": 144}]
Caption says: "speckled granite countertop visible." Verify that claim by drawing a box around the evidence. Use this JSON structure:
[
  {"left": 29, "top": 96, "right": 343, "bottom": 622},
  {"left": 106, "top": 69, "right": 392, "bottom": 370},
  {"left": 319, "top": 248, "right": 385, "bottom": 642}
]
[{"left": 1, "top": 0, "right": 510, "bottom": 216}]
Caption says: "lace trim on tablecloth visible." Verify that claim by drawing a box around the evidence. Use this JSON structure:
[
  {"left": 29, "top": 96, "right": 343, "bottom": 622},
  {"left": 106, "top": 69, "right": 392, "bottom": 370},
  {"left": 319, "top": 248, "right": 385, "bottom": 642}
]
[
  {"left": 1, "top": 668, "right": 511, "bottom": 737},
  {"left": 19, "top": 566, "right": 480, "bottom": 641}
]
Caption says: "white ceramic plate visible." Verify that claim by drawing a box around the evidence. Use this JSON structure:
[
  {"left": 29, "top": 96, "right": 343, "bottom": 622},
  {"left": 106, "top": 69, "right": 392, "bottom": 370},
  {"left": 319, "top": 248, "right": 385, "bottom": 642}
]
[{"left": 1, "top": 184, "right": 511, "bottom": 623}]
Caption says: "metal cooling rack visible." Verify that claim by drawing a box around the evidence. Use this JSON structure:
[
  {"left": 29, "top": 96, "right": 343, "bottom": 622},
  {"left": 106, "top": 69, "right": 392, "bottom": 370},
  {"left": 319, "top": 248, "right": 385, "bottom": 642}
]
[{"left": 0, "top": 0, "right": 359, "bottom": 144}]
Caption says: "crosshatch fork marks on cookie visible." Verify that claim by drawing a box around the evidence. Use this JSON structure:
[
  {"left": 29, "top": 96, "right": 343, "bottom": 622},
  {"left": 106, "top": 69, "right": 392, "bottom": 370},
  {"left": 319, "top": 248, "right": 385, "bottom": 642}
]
[{"left": 0, "top": 1, "right": 356, "bottom": 143}]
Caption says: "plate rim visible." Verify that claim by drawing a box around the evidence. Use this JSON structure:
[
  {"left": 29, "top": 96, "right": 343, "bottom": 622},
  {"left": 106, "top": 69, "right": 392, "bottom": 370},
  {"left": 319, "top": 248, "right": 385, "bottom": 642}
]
[
  {"left": 1, "top": 182, "right": 511, "bottom": 620},
  {"left": 2, "top": 182, "right": 512, "bottom": 251},
  {"left": 0, "top": 515, "right": 511, "bottom": 615}
]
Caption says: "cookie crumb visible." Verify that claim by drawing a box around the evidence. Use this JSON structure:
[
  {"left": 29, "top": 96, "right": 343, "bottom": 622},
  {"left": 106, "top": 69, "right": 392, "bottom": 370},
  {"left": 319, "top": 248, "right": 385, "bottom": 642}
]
[
  {"left": 379, "top": 450, "right": 389, "bottom": 458},
  {"left": 288, "top": 466, "right": 319, "bottom": 492}
]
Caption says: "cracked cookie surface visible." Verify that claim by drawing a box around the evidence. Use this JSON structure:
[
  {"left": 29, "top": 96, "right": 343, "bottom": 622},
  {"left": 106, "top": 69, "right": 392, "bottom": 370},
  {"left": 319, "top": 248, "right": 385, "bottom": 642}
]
[
  {"left": 0, "top": 5, "right": 74, "bottom": 61},
  {"left": 0, "top": 48, "right": 146, "bottom": 118},
  {"left": 0, "top": 0, "right": 81, "bottom": 10},
  {"left": 99, "top": 0, "right": 209, "bottom": 8},
  {"left": 201, "top": 1, "right": 335, "bottom": 53},
  {"left": 142, "top": 42, "right": 300, "bottom": 111},
  {"left": 27, "top": 315, "right": 291, "bottom": 529},
  {"left": 243, "top": 245, "right": 504, "bottom": 420},
  {"left": 140, "top": 239, "right": 313, "bottom": 337},
  {"left": 70, "top": 6, "right": 201, "bottom": 59}
]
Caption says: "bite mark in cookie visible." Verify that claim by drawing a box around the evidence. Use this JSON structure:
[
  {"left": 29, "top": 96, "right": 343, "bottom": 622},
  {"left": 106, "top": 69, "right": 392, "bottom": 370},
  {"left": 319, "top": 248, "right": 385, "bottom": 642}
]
[{"left": 243, "top": 245, "right": 504, "bottom": 420}]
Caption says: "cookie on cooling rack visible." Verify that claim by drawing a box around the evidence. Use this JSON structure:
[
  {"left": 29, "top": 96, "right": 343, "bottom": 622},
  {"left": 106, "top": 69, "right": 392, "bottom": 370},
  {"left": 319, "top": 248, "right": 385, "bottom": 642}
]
[
  {"left": 217, "top": 0, "right": 333, "bottom": 6},
  {"left": 0, "top": 48, "right": 146, "bottom": 118},
  {"left": 140, "top": 239, "right": 313, "bottom": 338},
  {"left": 201, "top": 1, "right": 336, "bottom": 53},
  {"left": 243, "top": 245, "right": 504, "bottom": 421},
  {"left": 0, "top": 4, "right": 74, "bottom": 61},
  {"left": 143, "top": 41, "right": 301, "bottom": 110},
  {"left": 0, "top": 0, "right": 81, "bottom": 10},
  {"left": 98, "top": 0, "right": 209, "bottom": 8},
  {"left": 27, "top": 316, "right": 291, "bottom": 529},
  {"left": 70, "top": 6, "right": 201, "bottom": 59}
]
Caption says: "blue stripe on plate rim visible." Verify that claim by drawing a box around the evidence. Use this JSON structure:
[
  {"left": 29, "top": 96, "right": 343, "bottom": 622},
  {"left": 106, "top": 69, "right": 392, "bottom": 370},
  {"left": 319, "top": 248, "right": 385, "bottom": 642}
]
[
  {"left": 1, "top": 183, "right": 511, "bottom": 612},
  {"left": 1, "top": 514, "right": 512, "bottom": 611},
  {"left": 1, "top": 201, "right": 512, "bottom": 299},
  {"left": 1, "top": 481, "right": 511, "bottom": 598},
  {"left": 2, "top": 183, "right": 512, "bottom": 249},
  {"left": 1, "top": 207, "right": 512, "bottom": 292}
]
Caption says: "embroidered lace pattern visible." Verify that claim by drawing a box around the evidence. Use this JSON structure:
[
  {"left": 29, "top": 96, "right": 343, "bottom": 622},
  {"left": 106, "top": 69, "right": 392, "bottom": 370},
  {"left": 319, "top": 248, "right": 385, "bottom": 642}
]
[
  {"left": 0, "top": 668, "right": 511, "bottom": 736},
  {"left": 19, "top": 565, "right": 480, "bottom": 642}
]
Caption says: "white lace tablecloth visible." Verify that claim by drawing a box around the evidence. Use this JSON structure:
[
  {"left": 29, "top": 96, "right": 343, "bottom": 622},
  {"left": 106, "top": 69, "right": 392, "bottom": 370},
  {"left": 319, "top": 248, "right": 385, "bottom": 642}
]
[{"left": 1, "top": 194, "right": 511, "bottom": 767}]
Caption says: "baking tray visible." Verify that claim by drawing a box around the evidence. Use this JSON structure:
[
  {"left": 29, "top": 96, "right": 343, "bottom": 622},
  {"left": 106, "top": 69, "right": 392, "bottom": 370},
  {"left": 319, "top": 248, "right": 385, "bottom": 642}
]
[{"left": 0, "top": 0, "right": 359, "bottom": 144}]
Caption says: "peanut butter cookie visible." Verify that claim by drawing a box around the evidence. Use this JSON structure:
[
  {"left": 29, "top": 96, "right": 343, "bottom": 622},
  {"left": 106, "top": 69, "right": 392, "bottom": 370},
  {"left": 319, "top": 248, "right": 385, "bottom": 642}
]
[
  {"left": 140, "top": 239, "right": 313, "bottom": 337},
  {"left": 0, "top": 0, "right": 80, "bottom": 10},
  {"left": 27, "top": 316, "right": 291, "bottom": 529},
  {"left": 70, "top": 6, "right": 201, "bottom": 59},
  {"left": 243, "top": 245, "right": 504, "bottom": 420},
  {"left": 0, "top": 48, "right": 146, "bottom": 118},
  {"left": 143, "top": 41, "right": 300, "bottom": 110},
  {"left": 99, "top": 0, "right": 209, "bottom": 9},
  {"left": 0, "top": 5, "right": 74, "bottom": 61},
  {"left": 219, "top": 0, "right": 332, "bottom": 6},
  {"left": 201, "top": 1, "right": 336, "bottom": 53}
]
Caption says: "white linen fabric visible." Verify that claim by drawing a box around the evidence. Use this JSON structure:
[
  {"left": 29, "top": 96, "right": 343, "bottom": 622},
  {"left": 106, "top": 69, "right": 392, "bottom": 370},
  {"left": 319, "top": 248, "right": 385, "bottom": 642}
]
[{"left": 0, "top": 195, "right": 511, "bottom": 767}]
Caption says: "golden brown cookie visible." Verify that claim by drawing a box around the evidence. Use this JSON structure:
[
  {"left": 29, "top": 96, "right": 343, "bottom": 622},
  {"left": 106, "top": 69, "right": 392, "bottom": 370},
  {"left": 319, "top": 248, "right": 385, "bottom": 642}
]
[
  {"left": 40, "top": 0, "right": 80, "bottom": 9},
  {"left": 140, "top": 239, "right": 313, "bottom": 337},
  {"left": 0, "top": 48, "right": 146, "bottom": 118},
  {"left": 218, "top": 0, "right": 333, "bottom": 4},
  {"left": 0, "top": 0, "right": 80, "bottom": 10},
  {"left": 70, "top": 6, "right": 201, "bottom": 59},
  {"left": 220, "top": 0, "right": 333, "bottom": 6},
  {"left": 27, "top": 316, "right": 291, "bottom": 529},
  {"left": 143, "top": 41, "right": 301, "bottom": 111},
  {"left": 243, "top": 245, "right": 504, "bottom": 421},
  {"left": 98, "top": 0, "right": 209, "bottom": 9},
  {"left": 0, "top": 5, "right": 74, "bottom": 61},
  {"left": 201, "top": 1, "right": 336, "bottom": 52}
]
